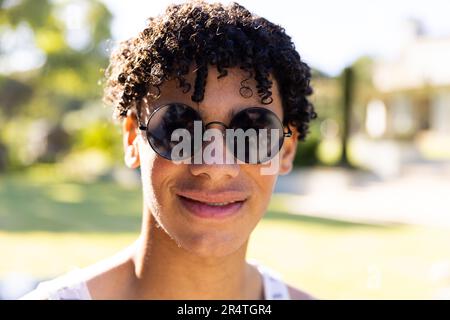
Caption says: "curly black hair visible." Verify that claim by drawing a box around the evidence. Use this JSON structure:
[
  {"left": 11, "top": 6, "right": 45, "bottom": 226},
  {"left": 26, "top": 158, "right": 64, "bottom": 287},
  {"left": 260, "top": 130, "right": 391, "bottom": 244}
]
[{"left": 103, "top": 0, "right": 316, "bottom": 140}]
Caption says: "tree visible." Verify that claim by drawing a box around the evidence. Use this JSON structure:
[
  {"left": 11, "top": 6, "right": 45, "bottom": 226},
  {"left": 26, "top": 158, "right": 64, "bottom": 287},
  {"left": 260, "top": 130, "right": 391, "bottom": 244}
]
[{"left": 0, "top": 0, "right": 113, "bottom": 169}]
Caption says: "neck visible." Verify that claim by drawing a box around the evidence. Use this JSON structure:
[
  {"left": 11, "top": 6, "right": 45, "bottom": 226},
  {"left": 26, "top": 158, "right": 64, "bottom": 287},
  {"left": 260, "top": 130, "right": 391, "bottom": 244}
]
[{"left": 128, "top": 207, "right": 262, "bottom": 299}]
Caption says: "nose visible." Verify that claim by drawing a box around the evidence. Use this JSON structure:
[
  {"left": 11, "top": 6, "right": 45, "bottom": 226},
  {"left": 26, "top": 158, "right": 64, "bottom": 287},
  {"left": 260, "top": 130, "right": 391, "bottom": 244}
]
[
  {"left": 189, "top": 161, "right": 240, "bottom": 180},
  {"left": 188, "top": 126, "right": 240, "bottom": 180}
]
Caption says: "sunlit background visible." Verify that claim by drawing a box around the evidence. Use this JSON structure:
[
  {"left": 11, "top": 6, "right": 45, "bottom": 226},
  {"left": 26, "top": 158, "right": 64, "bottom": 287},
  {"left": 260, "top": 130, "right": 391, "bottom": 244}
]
[{"left": 1, "top": 0, "right": 450, "bottom": 299}]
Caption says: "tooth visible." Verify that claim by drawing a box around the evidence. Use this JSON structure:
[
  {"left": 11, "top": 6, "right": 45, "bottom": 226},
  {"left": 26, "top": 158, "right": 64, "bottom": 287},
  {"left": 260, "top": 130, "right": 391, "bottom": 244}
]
[{"left": 206, "top": 202, "right": 233, "bottom": 206}]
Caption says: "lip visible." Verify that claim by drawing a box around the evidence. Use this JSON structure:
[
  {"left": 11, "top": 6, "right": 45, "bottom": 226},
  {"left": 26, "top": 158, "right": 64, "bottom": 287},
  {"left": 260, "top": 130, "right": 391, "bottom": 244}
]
[{"left": 176, "top": 189, "right": 249, "bottom": 219}]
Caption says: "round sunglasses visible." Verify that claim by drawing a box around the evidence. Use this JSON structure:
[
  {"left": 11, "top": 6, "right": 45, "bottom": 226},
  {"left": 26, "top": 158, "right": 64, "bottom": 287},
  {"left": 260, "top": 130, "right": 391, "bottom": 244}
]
[{"left": 137, "top": 103, "right": 292, "bottom": 164}]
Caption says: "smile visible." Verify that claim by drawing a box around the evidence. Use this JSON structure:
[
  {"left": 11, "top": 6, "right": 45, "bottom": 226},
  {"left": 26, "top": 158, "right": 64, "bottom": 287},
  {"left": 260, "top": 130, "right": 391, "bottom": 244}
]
[{"left": 176, "top": 190, "right": 248, "bottom": 219}]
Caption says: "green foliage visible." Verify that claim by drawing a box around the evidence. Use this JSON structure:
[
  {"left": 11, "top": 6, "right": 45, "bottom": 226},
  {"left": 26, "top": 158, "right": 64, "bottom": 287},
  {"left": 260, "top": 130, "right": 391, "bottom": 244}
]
[
  {"left": 0, "top": 0, "right": 114, "bottom": 170},
  {"left": 0, "top": 76, "right": 33, "bottom": 116},
  {"left": 72, "top": 121, "right": 123, "bottom": 160},
  {"left": 293, "top": 122, "right": 321, "bottom": 167},
  {"left": 352, "top": 56, "right": 375, "bottom": 88},
  {"left": 0, "top": 0, "right": 52, "bottom": 29}
]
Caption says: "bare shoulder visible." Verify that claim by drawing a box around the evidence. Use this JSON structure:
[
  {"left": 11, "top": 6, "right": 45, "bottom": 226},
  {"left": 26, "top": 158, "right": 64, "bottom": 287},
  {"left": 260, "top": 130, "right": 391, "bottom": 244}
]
[
  {"left": 287, "top": 284, "right": 317, "bottom": 300},
  {"left": 79, "top": 252, "right": 135, "bottom": 299},
  {"left": 20, "top": 248, "right": 134, "bottom": 300}
]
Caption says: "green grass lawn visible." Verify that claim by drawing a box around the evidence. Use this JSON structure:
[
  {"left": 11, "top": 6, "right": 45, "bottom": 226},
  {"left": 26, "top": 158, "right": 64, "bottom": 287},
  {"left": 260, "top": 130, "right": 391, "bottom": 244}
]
[{"left": 1, "top": 167, "right": 449, "bottom": 299}]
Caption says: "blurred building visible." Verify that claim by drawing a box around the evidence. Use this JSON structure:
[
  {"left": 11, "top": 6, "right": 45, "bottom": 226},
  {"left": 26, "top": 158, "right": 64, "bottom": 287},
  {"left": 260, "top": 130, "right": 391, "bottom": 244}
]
[{"left": 362, "top": 21, "right": 450, "bottom": 173}]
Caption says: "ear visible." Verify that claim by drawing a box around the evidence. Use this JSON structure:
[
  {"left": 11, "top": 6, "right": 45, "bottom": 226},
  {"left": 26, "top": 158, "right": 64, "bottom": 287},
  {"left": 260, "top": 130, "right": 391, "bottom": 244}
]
[
  {"left": 278, "top": 126, "right": 298, "bottom": 175},
  {"left": 122, "top": 109, "right": 140, "bottom": 169}
]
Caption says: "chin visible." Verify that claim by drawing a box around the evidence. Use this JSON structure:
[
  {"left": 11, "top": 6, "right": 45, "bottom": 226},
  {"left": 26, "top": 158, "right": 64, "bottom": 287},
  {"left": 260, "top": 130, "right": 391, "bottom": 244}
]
[{"left": 177, "top": 230, "right": 247, "bottom": 258}]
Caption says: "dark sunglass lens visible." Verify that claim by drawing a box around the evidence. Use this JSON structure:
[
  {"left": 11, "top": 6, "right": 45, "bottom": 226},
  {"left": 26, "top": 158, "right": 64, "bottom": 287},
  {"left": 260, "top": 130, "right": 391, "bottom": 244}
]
[
  {"left": 147, "top": 103, "right": 201, "bottom": 160},
  {"left": 228, "top": 108, "right": 284, "bottom": 164}
]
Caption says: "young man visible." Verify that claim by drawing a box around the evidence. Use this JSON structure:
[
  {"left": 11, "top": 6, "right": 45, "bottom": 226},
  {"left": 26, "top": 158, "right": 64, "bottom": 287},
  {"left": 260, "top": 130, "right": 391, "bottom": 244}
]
[{"left": 22, "top": 0, "right": 316, "bottom": 299}]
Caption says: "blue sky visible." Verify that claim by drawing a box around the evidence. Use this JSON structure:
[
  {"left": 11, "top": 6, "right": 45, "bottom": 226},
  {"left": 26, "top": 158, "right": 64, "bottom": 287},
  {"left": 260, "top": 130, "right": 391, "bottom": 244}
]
[{"left": 103, "top": 0, "right": 450, "bottom": 76}]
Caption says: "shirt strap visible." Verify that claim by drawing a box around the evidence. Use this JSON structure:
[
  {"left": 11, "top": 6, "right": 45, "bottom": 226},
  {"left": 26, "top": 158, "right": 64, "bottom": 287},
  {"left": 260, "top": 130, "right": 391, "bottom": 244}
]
[{"left": 250, "top": 262, "right": 291, "bottom": 300}]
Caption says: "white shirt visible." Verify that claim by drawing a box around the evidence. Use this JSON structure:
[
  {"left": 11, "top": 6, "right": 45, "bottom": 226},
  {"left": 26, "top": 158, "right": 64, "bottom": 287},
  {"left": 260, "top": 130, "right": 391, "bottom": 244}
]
[{"left": 22, "top": 261, "right": 291, "bottom": 300}]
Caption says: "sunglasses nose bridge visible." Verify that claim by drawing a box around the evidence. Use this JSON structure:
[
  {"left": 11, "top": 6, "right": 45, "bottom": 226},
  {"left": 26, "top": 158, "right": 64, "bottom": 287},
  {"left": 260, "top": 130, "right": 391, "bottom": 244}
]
[
  {"left": 204, "top": 121, "right": 229, "bottom": 131},
  {"left": 203, "top": 121, "right": 228, "bottom": 140}
]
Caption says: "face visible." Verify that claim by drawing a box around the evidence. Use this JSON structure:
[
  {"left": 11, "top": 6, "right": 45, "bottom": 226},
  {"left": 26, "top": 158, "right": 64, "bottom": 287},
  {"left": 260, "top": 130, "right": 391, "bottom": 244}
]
[{"left": 123, "top": 67, "right": 298, "bottom": 257}]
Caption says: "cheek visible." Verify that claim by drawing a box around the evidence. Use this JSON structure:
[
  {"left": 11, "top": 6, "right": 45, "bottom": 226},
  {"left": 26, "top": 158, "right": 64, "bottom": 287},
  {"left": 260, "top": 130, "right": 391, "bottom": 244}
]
[
  {"left": 258, "top": 175, "right": 278, "bottom": 204},
  {"left": 138, "top": 140, "right": 176, "bottom": 214},
  {"left": 242, "top": 165, "right": 278, "bottom": 213}
]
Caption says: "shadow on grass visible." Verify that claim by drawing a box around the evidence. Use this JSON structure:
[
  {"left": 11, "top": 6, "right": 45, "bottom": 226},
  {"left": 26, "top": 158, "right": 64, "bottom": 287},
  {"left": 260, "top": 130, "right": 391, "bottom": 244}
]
[
  {"left": 264, "top": 210, "right": 402, "bottom": 230},
  {"left": 0, "top": 174, "right": 142, "bottom": 233}
]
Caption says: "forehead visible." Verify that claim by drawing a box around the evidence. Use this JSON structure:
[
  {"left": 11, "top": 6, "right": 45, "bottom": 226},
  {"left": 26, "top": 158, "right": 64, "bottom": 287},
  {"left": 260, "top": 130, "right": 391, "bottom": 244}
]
[{"left": 141, "top": 67, "right": 283, "bottom": 118}]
